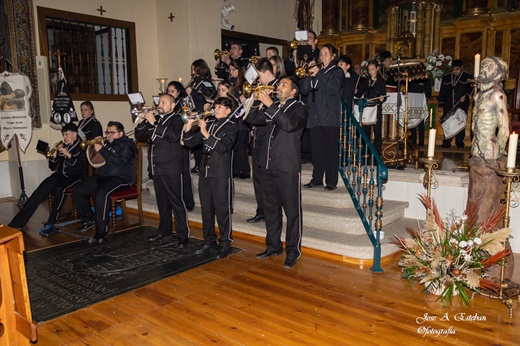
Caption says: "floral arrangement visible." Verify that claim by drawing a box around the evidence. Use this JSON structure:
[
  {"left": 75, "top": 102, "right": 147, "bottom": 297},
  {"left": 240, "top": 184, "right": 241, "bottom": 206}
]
[
  {"left": 360, "top": 60, "right": 369, "bottom": 78},
  {"left": 393, "top": 195, "right": 511, "bottom": 307},
  {"left": 426, "top": 51, "right": 453, "bottom": 79}
]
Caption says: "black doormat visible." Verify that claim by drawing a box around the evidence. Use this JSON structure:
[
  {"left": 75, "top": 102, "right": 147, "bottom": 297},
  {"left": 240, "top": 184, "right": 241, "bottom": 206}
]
[{"left": 25, "top": 226, "right": 240, "bottom": 322}]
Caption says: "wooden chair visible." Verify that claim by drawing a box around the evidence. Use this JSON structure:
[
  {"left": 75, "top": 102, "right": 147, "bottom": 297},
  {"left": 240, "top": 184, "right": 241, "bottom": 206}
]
[{"left": 108, "top": 141, "right": 144, "bottom": 231}]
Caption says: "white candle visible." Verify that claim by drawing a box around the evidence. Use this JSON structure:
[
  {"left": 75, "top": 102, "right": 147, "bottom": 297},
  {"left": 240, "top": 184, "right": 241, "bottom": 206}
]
[
  {"left": 474, "top": 54, "right": 481, "bottom": 78},
  {"left": 507, "top": 132, "right": 518, "bottom": 168},
  {"left": 427, "top": 129, "right": 436, "bottom": 157}
]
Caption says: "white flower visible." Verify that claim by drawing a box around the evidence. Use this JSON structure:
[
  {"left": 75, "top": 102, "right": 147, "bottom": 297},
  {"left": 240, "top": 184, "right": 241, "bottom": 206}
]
[
  {"left": 450, "top": 238, "right": 458, "bottom": 244},
  {"left": 474, "top": 237, "right": 482, "bottom": 245},
  {"left": 461, "top": 215, "right": 468, "bottom": 221},
  {"left": 439, "top": 54, "right": 445, "bottom": 60},
  {"left": 467, "top": 240, "right": 474, "bottom": 246},
  {"left": 459, "top": 240, "right": 468, "bottom": 248}
]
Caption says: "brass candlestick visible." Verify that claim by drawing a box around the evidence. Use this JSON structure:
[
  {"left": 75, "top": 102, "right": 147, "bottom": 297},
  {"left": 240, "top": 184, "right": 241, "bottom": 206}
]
[
  {"left": 419, "top": 156, "right": 443, "bottom": 201},
  {"left": 471, "top": 167, "right": 520, "bottom": 318}
]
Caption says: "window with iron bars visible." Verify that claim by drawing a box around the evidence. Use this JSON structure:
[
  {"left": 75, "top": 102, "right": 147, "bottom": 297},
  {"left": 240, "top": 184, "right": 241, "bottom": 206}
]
[{"left": 37, "top": 7, "right": 138, "bottom": 101}]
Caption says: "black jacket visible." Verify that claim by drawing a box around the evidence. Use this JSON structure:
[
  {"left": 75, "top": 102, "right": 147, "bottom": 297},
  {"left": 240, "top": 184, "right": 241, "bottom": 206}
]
[
  {"left": 98, "top": 136, "right": 136, "bottom": 183},
  {"left": 299, "top": 64, "right": 345, "bottom": 128},
  {"left": 182, "top": 117, "right": 237, "bottom": 178},
  {"left": 247, "top": 98, "right": 308, "bottom": 172},
  {"left": 245, "top": 78, "right": 279, "bottom": 150},
  {"left": 77, "top": 116, "right": 103, "bottom": 140},
  {"left": 48, "top": 138, "right": 87, "bottom": 178},
  {"left": 438, "top": 71, "right": 473, "bottom": 112},
  {"left": 191, "top": 76, "right": 216, "bottom": 113},
  {"left": 341, "top": 69, "right": 361, "bottom": 105},
  {"left": 135, "top": 110, "right": 185, "bottom": 176}
]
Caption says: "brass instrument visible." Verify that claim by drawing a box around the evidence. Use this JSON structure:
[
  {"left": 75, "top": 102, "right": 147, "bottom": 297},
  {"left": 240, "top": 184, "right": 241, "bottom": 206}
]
[
  {"left": 295, "top": 61, "right": 324, "bottom": 78},
  {"left": 133, "top": 106, "right": 157, "bottom": 128},
  {"left": 80, "top": 137, "right": 107, "bottom": 150},
  {"left": 181, "top": 109, "right": 215, "bottom": 124},
  {"left": 46, "top": 141, "right": 64, "bottom": 158},
  {"left": 242, "top": 81, "right": 279, "bottom": 98},
  {"left": 214, "top": 49, "right": 229, "bottom": 60},
  {"left": 290, "top": 38, "right": 300, "bottom": 50},
  {"left": 250, "top": 55, "right": 259, "bottom": 65}
]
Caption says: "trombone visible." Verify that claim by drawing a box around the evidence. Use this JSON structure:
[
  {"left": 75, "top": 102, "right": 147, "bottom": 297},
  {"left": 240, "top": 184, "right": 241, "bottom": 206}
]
[
  {"left": 295, "top": 61, "right": 324, "bottom": 78},
  {"left": 242, "top": 81, "right": 280, "bottom": 98},
  {"left": 46, "top": 141, "right": 64, "bottom": 158}
]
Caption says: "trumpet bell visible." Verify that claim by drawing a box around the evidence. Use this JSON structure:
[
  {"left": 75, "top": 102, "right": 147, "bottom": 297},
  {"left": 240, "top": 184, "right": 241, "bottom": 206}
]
[
  {"left": 290, "top": 39, "right": 299, "bottom": 51},
  {"left": 214, "top": 49, "right": 229, "bottom": 60}
]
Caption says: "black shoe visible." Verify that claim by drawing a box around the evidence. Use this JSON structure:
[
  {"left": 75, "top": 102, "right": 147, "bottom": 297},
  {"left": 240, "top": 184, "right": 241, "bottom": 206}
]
[
  {"left": 155, "top": 235, "right": 174, "bottom": 245},
  {"left": 191, "top": 166, "right": 199, "bottom": 174},
  {"left": 40, "top": 226, "right": 60, "bottom": 237},
  {"left": 77, "top": 220, "right": 95, "bottom": 232},
  {"left": 456, "top": 144, "right": 465, "bottom": 149},
  {"left": 440, "top": 144, "right": 450, "bottom": 148},
  {"left": 88, "top": 231, "right": 108, "bottom": 244},
  {"left": 283, "top": 254, "right": 299, "bottom": 268},
  {"left": 247, "top": 214, "right": 265, "bottom": 223},
  {"left": 177, "top": 239, "right": 189, "bottom": 249},
  {"left": 187, "top": 206, "right": 195, "bottom": 212},
  {"left": 216, "top": 246, "right": 232, "bottom": 259},
  {"left": 324, "top": 185, "right": 337, "bottom": 191},
  {"left": 146, "top": 233, "right": 162, "bottom": 242},
  {"left": 303, "top": 182, "right": 323, "bottom": 188},
  {"left": 194, "top": 242, "right": 218, "bottom": 255},
  {"left": 256, "top": 248, "right": 283, "bottom": 259}
]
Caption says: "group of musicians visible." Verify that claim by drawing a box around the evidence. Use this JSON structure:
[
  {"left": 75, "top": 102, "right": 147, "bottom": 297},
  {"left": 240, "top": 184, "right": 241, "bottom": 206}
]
[{"left": 9, "top": 31, "right": 473, "bottom": 268}]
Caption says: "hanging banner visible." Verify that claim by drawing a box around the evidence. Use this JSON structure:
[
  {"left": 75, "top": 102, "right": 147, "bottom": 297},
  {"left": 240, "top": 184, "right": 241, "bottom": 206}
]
[
  {"left": 51, "top": 67, "right": 77, "bottom": 126},
  {"left": 0, "top": 72, "right": 33, "bottom": 152}
]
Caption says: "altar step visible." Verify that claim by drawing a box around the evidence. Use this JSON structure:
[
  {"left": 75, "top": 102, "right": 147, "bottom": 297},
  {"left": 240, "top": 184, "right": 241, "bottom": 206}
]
[{"left": 128, "top": 163, "right": 414, "bottom": 261}]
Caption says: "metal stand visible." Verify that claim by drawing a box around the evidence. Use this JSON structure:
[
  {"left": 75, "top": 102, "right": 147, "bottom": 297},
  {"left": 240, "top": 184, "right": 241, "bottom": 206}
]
[
  {"left": 471, "top": 167, "right": 520, "bottom": 318},
  {"left": 418, "top": 156, "right": 443, "bottom": 201}
]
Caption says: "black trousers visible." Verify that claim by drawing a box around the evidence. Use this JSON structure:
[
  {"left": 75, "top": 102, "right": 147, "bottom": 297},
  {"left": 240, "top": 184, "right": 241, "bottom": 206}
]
[
  {"left": 198, "top": 176, "right": 233, "bottom": 247},
  {"left": 152, "top": 174, "right": 190, "bottom": 241},
  {"left": 251, "top": 136, "right": 265, "bottom": 217},
  {"left": 182, "top": 146, "right": 195, "bottom": 209},
  {"left": 192, "top": 144, "right": 203, "bottom": 168},
  {"left": 9, "top": 173, "right": 82, "bottom": 229},
  {"left": 309, "top": 126, "right": 340, "bottom": 188},
  {"left": 442, "top": 130, "right": 466, "bottom": 148},
  {"left": 233, "top": 128, "right": 251, "bottom": 178},
  {"left": 72, "top": 175, "right": 132, "bottom": 237},
  {"left": 301, "top": 127, "right": 312, "bottom": 162},
  {"left": 262, "top": 169, "right": 302, "bottom": 257}
]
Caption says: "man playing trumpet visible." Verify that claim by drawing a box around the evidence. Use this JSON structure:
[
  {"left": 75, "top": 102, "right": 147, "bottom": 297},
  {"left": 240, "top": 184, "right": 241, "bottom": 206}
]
[
  {"left": 135, "top": 94, "right": 191, "bottom": 247},
  {"left": 9, "top": 123, "right": 86, "bottom": 231},
  {"left": 72, "top": 121, "right": 136, "bottom": 243}
]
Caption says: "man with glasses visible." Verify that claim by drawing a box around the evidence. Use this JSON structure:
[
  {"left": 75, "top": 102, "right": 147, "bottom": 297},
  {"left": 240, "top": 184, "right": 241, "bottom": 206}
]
[
  {"left": 9, "top": 123, "right": 86, "bottom": 231},
  {"left": 72, "top": 121, "right": 136, "bottom": 243}
]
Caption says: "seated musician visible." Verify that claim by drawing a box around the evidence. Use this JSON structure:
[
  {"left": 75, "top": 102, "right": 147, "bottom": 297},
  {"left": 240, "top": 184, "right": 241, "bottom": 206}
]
[
  {"left": 9, "top": 123, "right": 86, "bottom": 231},
  {"left": 72, "top": 121, "right": 136, "bottom": 243},
  {"left": 182, "top": 97, "right": 238, "bottom": 258},
  {"left": 77, "top": 101, "right": 103, "bottom": 140}
]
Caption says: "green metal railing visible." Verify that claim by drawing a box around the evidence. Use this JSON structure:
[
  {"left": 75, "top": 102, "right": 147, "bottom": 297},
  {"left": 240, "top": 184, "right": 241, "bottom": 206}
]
[{"left": 339, "top": 100, "right": 388, "bottom": 273}]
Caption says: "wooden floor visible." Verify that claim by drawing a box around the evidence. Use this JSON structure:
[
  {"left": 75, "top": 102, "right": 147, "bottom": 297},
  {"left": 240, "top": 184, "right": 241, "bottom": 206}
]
[{"left": 1, "top": 198, "right": 519, "bottom": 346}]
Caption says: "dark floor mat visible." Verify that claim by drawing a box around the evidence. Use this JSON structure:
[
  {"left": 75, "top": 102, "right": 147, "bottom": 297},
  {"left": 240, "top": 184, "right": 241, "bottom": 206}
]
[{"left": 25, "top": 226, "right": 240, "bottom": 322}]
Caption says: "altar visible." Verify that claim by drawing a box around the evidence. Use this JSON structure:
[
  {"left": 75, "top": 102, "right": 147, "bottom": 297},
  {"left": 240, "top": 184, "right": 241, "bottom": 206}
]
[{"left": 382, "top": 92, "right": 429, "bottom": 129}]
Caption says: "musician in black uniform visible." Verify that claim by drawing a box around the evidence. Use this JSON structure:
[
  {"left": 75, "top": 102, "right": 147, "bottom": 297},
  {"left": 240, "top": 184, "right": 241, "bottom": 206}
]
[
  {"left": 244, "top": 58, "right": 279, "bottom": 223},
  {"left": 356, "top": 60, "right": 388, "bottom": 155},
  {"left": 183, "top": 97, "right": 238, "bottom": 258},
  {"left": 9, "top": 123, "right": 86, "bottom": 230},
  {"left": 408, "top": 71, "right": 432, "bottom": 147},
  {"left": 72, "top": 121, "right": 136, "bottom": 243},
  {"left": 187, "top": 59, "right": 217, "bottom": 174},
  {"left": 284, "top": 30, "right": 320, "bottom": 78},
  {"left": 167, "top": 81, "right": 195, "bottom": 211},
  {"left": 379, "top": 50, "right": 397, "bottom": 90},
  {"left": 135, "top": 94, "right": 191, "bottom": 247},
  {"left": 338, "top": 55, "right": 360, "bottom": 113},
  {"left": 78, "top": 101, "right": 103, "bottom": 140},
  {"left": 438, "top": 59, "right": 473, "bottom": 148},
  {"left": 300, "top": 44, "right": 345, "bottom": 190},
  {"left": 215, "top": 42, "right": 249, "bottom": 78},
  {"left": 247, "top": 77, "right": 308, "bottom": 268}
]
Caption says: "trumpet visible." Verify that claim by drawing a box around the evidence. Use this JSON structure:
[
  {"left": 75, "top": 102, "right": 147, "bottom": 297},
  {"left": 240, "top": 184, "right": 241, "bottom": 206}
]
[
  {"left": 250, "top": 55, "right": 259, "bottom": 65},
  {"left": 242, "top": 82, "right": 280, "bottom": 98},
  {"left": 290, "top": 38, "right": 300, "bottom": 51},
  {"left": 46, "top": 141, "right": 64, "bottom": 158},
  {"left": 295, "top": 61, "right": 324, "bottom": 78},
  {"left": 132, "top": 106, "right": 157, "bottom": 127},
  {"left": 80, "top": 137, "right": 107, "bottom": 151},
  {"left": 214, "top": 49, "right": 229, "bottom": 60},
  {"left": 181, "top": 110, "right": 215, "bottom": 124}
]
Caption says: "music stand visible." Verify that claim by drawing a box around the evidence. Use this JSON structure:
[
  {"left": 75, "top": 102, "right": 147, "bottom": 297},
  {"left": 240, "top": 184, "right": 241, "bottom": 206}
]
[{"left": 385, "top": 61, "right": 428, "bottom": 168}]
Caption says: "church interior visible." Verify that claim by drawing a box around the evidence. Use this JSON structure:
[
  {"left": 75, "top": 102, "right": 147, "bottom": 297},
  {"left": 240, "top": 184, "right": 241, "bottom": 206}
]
[{"left": 1, "top": 0, "right": 520, "bottom": 344}]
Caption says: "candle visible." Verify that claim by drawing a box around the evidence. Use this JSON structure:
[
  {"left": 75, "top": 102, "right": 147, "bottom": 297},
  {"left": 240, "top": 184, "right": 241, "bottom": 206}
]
[
  {"left": 507, "top": 132, "right": 518, "bottom": 168},
  {"left": 427, "top": 129, "right": 436, "bottom": 157},
  {"left": 429, "top": 107, "right": 433, "bottom": 128},
  {"left": 474, "top": 54, "right": 481, "bottom": 78}
]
